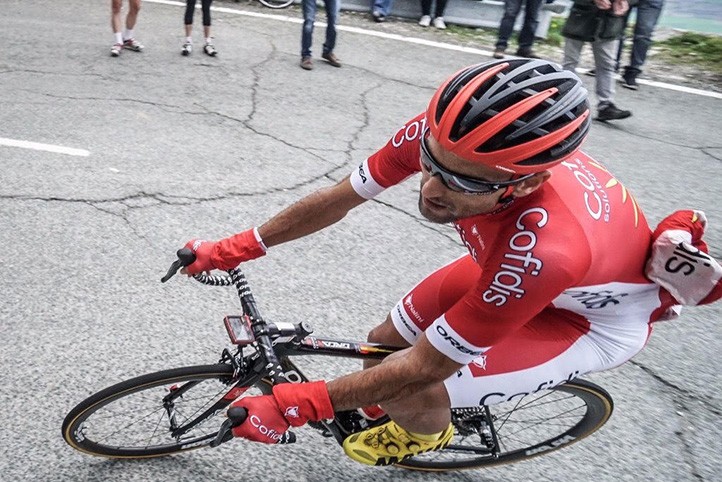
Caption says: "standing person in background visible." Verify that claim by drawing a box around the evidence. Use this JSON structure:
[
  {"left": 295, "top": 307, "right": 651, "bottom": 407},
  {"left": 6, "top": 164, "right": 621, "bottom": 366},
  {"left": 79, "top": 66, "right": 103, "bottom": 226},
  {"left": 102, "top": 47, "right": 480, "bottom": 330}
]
[
  {"left": 493, "top": 0, "right": 544, "bottom": 58},
  {"left": 110, "top": 0, "right": 143, "bottom": 57},
  {"left": 181, "top": 0, "right": 217, "bottom": 57},
  {"left": 562, "top": 0, "right": 634, "bottom": 121},
  {"left": 371, "top": 0, "right": 394, "bottom": 22},
  {"left": 418, "top": 0, "right": 448, "bottom": 29},
  {"left": 620, "top": 0, "right": 665, "bottom": 90},
  {"left": 300, "top": 0, "right": 342, "bottom": 70}
]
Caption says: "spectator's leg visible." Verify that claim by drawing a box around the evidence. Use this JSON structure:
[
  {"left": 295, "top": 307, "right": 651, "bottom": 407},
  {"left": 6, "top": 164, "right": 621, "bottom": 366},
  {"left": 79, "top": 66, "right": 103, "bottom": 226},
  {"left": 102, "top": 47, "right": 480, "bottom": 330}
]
[
  {"left": 323, "top": 0, "right": 340, "bottom": 55},
  {"left": 201, "top": 0, "right": 212, "bottom": 28},
  {"left": 592, "top": 38, "right": 618, "bottom": 104},
  {"left": 301, "top": 0, "right": 317, "bottom": 58},
  {"left": 561, "top": 38, "right": 584, "bottom": 72},
  {"left": 184, "top": 0, "right": 196, "bottom": 28},
  {"left": 383, "top": 0, "right": 395, "bottom": 16},
  {"left": 627, "top": 0, "right": 664, "bottom": 75},
  {"left": 112, "top": 0, "right": 123, "bottom": 35},
  {"left": 126, "top": 0, "right": 141, "bottom": 31},
  {"left": 495, "top": 0, "right": 524, "bottom": 50},
  {"left": 372, "top": 0, "right": 393, "bottom": 17},
  {"left": 435, "top": 0, "right": 448, "bottom": 18},
  {"left": 517, "top": 0, "right": 543, "bottom": 53},
  {"left": 421, "top": 0, "right": 433, "bottom": 16}
]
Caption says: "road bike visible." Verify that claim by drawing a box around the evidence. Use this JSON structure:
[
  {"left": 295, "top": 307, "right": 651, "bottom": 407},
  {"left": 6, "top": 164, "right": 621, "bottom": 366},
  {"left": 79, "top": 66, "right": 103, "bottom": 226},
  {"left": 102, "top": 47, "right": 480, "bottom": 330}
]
[
  {"left": 62, "top": 249, "right": 614, "bottom": 470},
  {"left": 236, "top": 0, "right": 295, "bottom": 10}
]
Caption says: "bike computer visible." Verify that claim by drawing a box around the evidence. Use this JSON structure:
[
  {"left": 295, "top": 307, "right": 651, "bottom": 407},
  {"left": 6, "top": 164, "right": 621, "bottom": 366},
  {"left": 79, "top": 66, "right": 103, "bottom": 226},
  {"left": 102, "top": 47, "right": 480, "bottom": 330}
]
[{"left": 224, "top": 315, "right": 255, "bottom": 345}]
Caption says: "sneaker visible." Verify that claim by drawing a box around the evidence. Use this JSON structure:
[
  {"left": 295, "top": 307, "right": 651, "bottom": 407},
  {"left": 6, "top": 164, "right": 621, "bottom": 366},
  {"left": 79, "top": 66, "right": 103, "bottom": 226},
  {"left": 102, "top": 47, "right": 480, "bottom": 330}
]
[
  {"left": 122, "top": 38, "right": 144, "bottom": 52},
  {"left": 181, "top": 42, "right": 192, "bottom": 56},
  {"left": 621, "top": 71, "right": 639, "bottom": 90},
  {"left": 322, "top": 51, "right": 341, "bottom": 67},
  {"left": 493, "top": 48, "right": 505, "bottom": 59},
  {"left": 300, "top": 56, "right": 313, "bottom": 70},
  {"left": 597, "top": 102, "right": 632, "bottom": 121},
  {"left": 343, "top": 420, "right": 453, "bottom": 466},
  {"left": 203, "top": 43, "right": 217, "bottom": 57},
  {"left": 515, "top": 49, "right": 540, "bottom": 59},
  {"left": 418, "top": 15, "right": 431, "bottom": 27},
  {"left": 372, "top": 11, "right": 385, "bottom": 23},
  {"left": 432, "top": 17, "right": 446, "bottom": 29},
  {"left": 110, "top": 43, "right": 123, "bottom": 57},
  {"left": 585, "top": 68, "right": 596, "bottom": 77}
]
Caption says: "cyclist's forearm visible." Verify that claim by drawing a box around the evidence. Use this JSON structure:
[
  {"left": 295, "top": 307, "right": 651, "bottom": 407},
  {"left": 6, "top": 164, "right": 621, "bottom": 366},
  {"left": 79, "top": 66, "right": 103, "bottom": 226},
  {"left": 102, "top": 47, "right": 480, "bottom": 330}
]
[
  {"left": 257, "top": 176, "right": 365, "bottom": 248},
  {"left": 326, "top": 336, "right": 461, "bottom": 411}
]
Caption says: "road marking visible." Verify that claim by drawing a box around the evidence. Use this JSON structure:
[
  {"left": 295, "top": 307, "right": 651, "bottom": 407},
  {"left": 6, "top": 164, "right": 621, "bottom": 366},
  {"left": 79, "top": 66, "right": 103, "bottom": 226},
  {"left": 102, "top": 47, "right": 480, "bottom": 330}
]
[
  {"left": 0, "top": 137, "right": 90, "bottom": 157},
  {"left": 148, "top": 0, "right": 722, "bottom": 101}
]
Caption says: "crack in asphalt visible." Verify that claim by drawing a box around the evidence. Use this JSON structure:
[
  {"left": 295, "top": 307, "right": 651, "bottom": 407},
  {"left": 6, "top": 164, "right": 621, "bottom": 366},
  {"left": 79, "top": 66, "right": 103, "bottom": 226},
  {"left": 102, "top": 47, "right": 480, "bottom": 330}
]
[
  {"left": 701, "top": 148, "right": 722, "bottom": 162},
  {"left": 630, "top": 360, "right": 721, "bottom": 417},
  {"left": 671, "top": 399, "right": 705, "bottom": 481}
]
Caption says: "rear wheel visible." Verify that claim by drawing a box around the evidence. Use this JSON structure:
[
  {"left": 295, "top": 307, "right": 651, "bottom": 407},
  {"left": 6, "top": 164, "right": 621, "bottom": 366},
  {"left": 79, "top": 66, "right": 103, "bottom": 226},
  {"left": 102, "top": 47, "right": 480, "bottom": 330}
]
[
  {"left": 397, "top": 379, "right": 613, "bottom": 470},
  {"left": 62, "top": 364, "right": 267, "bottom": 458}
]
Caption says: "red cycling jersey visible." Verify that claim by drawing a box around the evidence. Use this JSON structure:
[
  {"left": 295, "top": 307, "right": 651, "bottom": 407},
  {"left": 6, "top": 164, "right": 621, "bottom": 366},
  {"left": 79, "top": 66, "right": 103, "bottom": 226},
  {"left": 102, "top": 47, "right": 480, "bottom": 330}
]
[{"left": 350, "top": 113, "right": 676, "bottom": 366}]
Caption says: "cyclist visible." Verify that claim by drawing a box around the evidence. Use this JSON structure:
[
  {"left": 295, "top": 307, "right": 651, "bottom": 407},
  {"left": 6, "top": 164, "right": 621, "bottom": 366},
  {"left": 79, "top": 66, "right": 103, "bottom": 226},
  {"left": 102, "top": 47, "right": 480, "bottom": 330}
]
[{"left": 181, "top": 59, "right": 722, "bottom": 466}]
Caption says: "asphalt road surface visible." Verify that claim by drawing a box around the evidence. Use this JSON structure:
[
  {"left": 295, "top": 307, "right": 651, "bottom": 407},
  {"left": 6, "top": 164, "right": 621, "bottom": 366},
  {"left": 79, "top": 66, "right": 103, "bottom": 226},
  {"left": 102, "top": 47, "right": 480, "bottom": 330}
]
[{"left": 1, "top": 1, "right": 720, "bottom": 481}]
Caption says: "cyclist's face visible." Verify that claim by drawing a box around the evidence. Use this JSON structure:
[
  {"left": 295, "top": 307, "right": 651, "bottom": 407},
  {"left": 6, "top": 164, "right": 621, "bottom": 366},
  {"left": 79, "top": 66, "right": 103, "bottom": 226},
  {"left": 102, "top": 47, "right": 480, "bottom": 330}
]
[{"left": 418, "top": 135, "right": 542, "bottom": 224}]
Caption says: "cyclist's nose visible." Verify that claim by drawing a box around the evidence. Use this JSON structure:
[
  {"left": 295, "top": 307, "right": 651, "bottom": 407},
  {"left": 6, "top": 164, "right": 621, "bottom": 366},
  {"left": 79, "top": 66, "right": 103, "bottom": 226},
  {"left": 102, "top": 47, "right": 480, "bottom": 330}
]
[{"left": 421, "top": 172, "right": 449, "bottom": 198}]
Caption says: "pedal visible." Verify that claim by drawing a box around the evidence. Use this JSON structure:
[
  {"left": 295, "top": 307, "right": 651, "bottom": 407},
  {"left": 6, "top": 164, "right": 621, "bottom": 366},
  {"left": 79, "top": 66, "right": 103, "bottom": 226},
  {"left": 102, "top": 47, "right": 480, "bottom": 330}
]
[{"left": 308, "top": 420, "right": 334, "bottom": 438}]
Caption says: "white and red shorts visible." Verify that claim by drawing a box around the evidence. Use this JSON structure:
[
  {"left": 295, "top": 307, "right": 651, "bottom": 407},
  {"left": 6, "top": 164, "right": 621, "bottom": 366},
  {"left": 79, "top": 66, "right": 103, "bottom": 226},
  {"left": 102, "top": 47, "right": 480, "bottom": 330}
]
[{"left": 391, "top": 255, "right": 654, "bottom": 407}]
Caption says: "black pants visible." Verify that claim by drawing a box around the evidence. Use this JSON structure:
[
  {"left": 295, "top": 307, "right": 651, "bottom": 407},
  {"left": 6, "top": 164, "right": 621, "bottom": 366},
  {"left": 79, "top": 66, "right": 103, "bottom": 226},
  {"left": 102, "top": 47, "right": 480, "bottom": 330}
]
[
  {"left": 185, "top": 0, "right": 213, "bottom": 26},
  {"left": 421, "top": 0, "right": 448, "bottom": 17}
]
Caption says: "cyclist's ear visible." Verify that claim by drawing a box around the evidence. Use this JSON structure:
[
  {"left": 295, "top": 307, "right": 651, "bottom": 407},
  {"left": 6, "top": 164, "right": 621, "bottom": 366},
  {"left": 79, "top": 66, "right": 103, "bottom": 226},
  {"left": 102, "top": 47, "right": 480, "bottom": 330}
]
[{"left": 510, "top": 171, "right": 551, "bottom": 198}]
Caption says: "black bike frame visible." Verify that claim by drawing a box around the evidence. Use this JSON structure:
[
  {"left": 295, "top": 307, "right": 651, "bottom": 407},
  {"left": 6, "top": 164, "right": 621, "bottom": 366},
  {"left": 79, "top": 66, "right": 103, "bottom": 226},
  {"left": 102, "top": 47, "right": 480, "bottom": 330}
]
[{"left": 162, "top": 258, "right": 404, "bottom": 446}]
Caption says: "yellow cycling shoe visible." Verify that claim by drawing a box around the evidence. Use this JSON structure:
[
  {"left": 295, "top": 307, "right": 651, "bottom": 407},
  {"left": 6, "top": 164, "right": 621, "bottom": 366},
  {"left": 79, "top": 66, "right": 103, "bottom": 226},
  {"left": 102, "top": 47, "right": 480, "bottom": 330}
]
[{"left": 342, "top": 420, "right": 453, "bottom": 466}]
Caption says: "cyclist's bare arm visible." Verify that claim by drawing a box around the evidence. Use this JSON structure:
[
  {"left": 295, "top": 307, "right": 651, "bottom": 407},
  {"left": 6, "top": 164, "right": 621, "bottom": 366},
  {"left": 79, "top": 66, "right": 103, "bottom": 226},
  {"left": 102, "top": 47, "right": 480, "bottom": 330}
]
[
  {"left": 326, "top": 334, "right": 462, "bottom": 411},
  {"left": 258, "top": 175, "right": 367, "bottom": 248}
]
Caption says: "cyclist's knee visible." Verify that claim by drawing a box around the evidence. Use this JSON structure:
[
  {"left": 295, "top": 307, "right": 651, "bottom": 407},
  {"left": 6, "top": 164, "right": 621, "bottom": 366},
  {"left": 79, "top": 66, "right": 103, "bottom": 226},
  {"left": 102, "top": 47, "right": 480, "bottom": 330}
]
[{"left": 367, "top": 315, "right": 409, "bottom": 347}]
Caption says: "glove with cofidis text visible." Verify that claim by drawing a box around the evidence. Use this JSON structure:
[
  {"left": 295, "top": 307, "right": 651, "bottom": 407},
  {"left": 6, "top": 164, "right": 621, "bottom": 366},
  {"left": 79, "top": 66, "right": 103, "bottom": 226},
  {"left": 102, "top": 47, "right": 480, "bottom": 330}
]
[{"left": 230, "top": 381, "right": 334, "bottom": 444}]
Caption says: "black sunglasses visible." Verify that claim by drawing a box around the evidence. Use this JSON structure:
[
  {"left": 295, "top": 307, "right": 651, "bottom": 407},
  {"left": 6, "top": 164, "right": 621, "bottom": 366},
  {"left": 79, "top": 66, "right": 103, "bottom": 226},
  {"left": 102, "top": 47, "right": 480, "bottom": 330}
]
[{"left": 419, "top": 129, "right": 533, "bottom": 195}]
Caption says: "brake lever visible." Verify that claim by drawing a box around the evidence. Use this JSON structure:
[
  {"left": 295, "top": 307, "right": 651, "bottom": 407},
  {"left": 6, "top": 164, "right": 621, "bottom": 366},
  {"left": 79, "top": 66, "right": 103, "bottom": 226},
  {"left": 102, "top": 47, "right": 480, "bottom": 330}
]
[{"left": 161, "top": 247, "right": 197, "bottom": 283}]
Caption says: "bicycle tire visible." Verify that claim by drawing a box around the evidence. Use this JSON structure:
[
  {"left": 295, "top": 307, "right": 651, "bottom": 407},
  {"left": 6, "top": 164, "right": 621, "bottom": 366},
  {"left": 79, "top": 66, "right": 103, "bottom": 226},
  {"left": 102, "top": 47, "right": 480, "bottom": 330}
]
[
  {"left": 257, "top": 0, "right": 294, "bottom": 9},
  {"left": 62, "top": 364, "right": 265, "bottom": 458},
  {"left": 396, "top": 379, "right": 613, "bottom": 471}
]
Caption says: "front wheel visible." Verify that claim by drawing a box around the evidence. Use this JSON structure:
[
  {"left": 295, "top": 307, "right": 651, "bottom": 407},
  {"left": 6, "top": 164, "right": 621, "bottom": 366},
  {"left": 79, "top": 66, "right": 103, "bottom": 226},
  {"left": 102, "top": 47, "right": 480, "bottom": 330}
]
[
  {"left": 62, "top": 364, "right": 266, "bottom": 458},
  {"left": 397, "top": 379, "right": 613, "bottom": 470}
]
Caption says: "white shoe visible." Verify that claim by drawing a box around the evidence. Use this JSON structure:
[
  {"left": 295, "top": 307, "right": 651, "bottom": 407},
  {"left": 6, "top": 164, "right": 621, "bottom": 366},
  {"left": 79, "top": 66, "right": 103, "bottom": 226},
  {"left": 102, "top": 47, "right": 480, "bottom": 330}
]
[
  {"left": 110, "top": 43, "right": 122, "bottom": 57},
  {"left": 418, "top": 15, "right": 431, "bottom": 27},
  {"left": 432, "top": 17, "right": 447, "bottom": 29}
]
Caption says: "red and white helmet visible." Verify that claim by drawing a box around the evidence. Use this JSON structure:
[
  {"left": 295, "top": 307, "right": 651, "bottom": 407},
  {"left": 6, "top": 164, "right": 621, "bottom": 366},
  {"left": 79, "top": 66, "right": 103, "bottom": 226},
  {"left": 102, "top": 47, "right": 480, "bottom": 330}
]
[{"left": 427, "top": 59, "right": 591, "bottom": 174}]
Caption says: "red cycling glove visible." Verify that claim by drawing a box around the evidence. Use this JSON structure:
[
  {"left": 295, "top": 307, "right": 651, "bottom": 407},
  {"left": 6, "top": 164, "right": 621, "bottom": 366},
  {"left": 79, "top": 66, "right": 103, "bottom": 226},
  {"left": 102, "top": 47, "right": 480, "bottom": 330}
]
[
  {"left": 646, "top": 210, "right": 722, "bottom": 306},
  {"left": 230, "top": 381, "right": 334, "bottom": 444},
  {"left": 183, "top": 228, "right": 267, "bottom": 275}
]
